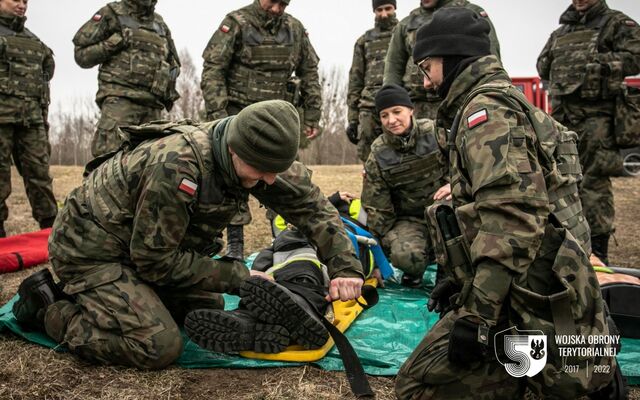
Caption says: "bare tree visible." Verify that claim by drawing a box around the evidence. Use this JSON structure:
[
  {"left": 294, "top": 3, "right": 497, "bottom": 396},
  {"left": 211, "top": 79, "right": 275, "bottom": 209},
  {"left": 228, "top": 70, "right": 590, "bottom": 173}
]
[
  {"left": 165, "top": 48, "right": 205, "bottom": 121},
  {"left": 49, "top": 97, "right": 97, "bottom": 165},
  {"left": 299, "top": 66, "right": 359, "bottom": 165}
]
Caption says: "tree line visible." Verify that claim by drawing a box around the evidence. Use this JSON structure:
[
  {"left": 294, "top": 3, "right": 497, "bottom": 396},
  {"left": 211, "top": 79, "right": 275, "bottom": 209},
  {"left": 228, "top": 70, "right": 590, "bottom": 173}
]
[{"left": 49, "top": 49, "right": 359, "bottom": 166}]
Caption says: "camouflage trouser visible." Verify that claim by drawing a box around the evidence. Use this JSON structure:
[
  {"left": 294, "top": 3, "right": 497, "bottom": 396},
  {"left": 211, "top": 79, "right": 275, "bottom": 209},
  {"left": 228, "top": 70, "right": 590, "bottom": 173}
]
[
  {"left": 45, "top": 259, "right": 223, "bottom": 369},
  {"left": 395, "top": 311, "right": 523, "bottom": 400},
  {"left": 413, "top": 100, "right": 441, "bottom": 120},
  {"left": 564, "top": 114, "right": 621, "bottom": 236},
  {"left": 357, "top": 109, "right": 382, "bottom": 163},
  {"left": 92, "top": 97, "right": 163, "bottom": 158},
  {"left": 0, "top": 123, "right": 57, "bottom": 224},
  {"left": 381, "top": 220, "right": 430, "bottom": 276}
]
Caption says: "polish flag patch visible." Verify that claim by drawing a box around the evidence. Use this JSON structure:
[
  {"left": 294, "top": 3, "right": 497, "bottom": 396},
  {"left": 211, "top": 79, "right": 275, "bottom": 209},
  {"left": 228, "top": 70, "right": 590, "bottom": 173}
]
[
  {"left": 479, "top": 11, "right": 488, "bottom": 17},
  {"left": 220, "top": 24, "right": 230, "bottom": 33},
  {"left": 92, "top": 14, "right": 102, "bottom": 21},
  {"left": 178, "top": 178, "right": 198, "bottom": 196},
  {"left": 467, "top": 109, "right": 488, "bottom": 129},
  {"left": 625, "top": 20, "right": 637, "bottom": 27}
]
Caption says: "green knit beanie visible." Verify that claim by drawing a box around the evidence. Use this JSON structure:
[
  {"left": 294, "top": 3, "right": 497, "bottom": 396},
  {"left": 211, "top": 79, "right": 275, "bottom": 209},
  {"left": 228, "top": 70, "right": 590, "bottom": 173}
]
[{"left": 227, "top": 100, "right": 300, "bottom": 173}]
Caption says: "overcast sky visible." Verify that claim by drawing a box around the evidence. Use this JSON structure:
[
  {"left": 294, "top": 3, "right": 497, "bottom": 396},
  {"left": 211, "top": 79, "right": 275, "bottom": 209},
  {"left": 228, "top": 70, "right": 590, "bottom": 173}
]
[{"left": 25, "top": 0, "right": 640, "bottom": 113}]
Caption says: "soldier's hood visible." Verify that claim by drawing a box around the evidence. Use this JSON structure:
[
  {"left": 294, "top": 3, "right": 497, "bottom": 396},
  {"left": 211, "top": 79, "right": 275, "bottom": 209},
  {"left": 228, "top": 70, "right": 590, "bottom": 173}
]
[
  {"left": 382, "top": 116, "right": 419, "bottom": 152},
  {"left": 0, "top": 11, "right": 26, "bottom": 31},
  {"left": 123, "top": 0, "right": 157, "bottom": 17},
  {"left": 437, "top": 55, "right": 508, "bottom": 129},
  {"left": 560, "top": 0, "right": 608, "bottom": 25}
]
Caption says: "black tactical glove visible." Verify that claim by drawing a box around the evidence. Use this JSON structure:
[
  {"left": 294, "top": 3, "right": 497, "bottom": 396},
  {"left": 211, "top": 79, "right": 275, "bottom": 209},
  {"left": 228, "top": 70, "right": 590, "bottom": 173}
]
[
  {"left": 427, "top": 265, "right": 461, "bottom": 317},
  {"left": 448, "top": 317, "right": 490, "bottom": 365},
  {"left": 346, "top": 122, "right": 359, "bottom": 145}
]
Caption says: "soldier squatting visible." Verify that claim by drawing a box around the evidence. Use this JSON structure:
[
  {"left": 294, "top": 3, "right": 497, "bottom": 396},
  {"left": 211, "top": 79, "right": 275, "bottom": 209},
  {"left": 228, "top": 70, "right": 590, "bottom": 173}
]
[{"left": 4, "top": 0, "right": 640, "bottom": 399}]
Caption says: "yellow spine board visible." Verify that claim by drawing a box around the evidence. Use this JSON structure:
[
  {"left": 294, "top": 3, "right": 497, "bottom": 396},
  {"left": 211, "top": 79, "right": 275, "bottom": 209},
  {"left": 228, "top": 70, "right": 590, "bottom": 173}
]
[{"left": 239, "top": 277, "right": 378, "bottom": 362}]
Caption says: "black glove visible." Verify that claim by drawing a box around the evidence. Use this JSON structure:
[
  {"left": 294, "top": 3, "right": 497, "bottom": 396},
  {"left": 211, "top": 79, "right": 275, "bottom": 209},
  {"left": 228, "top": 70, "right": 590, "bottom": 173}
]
[
  {"left": 448, "top": 317, "right": 490, "bottom": 365},
  {"left": 346, "top": 122, "right": 359, "bottom": 145},
  {"left": 427, "top": 265, "right": 461, "bottom": 317}
]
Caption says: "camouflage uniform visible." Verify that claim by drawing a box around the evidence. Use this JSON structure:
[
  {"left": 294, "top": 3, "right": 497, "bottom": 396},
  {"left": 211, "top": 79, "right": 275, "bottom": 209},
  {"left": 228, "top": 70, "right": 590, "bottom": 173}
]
[
  {"left": 537, "top": 0, "right": 640, "bottom": 244},
  {"left": 396, "top": 56, "right": 615, "bottom": 399},
  {"left": 73, "top": 0, "right": 181, "bottom": 158},
  {"left": 347, "top": 15, "right": 398, "bottom": 162},
  {"left": 201, "top": 0, "right": 321, "bottom": 149},
  {"left": 361, "top": 118, "right": 447, "bottom": 277},
  {"left": 383, "top": 0, "right": 500, "bottom": 120},
  {"left": 45, "top": 119, "right": 363, "bottom": 369},
  {"left": 0, "top": 12, "right": 57, "bottom": 230}
]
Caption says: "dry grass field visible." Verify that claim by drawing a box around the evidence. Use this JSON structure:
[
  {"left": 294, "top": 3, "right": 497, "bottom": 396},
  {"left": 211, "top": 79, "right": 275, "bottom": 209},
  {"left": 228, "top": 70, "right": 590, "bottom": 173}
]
[{"left": 0, "top": 165, "right": 638, "bottom": 399}]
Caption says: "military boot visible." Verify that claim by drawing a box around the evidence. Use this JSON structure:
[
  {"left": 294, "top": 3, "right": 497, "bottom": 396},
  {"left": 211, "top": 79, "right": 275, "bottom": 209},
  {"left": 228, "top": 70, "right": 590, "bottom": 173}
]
[
  {"left": 0, "top": 221, "right": 5, "bottom": 238},
  {"left": 591, "top": 234, "right": 610, "bottom": 266},
  {"left": 225, "top": 224, "right": 244, "bottom": 261},
  {"left": 184, "top": 308, "right": 290, "bottom": 353},
  {"left": 239, "top": 276, "right": 329, "bottom": 349},
  {"left": 13, "top": 269, "right": 69, "bottom": 331},
  {"left": 39, "top": 216, "right": 56, "bottom": 229}
]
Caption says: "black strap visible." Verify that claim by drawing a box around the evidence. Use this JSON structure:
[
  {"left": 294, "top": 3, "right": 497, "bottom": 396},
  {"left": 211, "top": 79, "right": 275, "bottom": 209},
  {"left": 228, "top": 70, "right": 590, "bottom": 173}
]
[
  {"left": 320, "top": 285, "right": 378, "bottom": 399},
  {"left": 12, "top": 252, "right": 24, "bottom": 270}
]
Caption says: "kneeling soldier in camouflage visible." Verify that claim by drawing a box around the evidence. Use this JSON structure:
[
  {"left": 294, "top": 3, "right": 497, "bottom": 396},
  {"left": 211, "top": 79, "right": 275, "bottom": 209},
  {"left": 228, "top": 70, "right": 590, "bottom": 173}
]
[
  {"left": 361, "top": 84, "right": 448, "bottom": 287},
  {"left": 13, "top": 100, "right": 364, "bottom": 369},
  {"left": 395, "top": 8, "right": 619, "bottom": 399}
]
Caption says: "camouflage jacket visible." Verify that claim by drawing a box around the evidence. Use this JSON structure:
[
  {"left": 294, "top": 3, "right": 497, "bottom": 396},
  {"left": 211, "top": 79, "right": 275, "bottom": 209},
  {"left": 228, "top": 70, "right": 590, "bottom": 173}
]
[
  {"left": 201, "top": 0, "right": 321, "bottom": 127},
  {"left": 0, "top": 12, "right": 53, "bottom": 125},
  {"left": 347, "top": 17, "right": 398, "bottom": 122},
  {"left": 73, "top": 1, "right": 180, "bottom": 110},
  {"left": 362, "top": 117, "right": 447, "bottom": 238},
  {"left": 383, "top": 0, "right": 500, "bottom": 103},
  {"left": 537, "top": 0, "right": 640, "bottom": 120},
  {"left": 49, "top": 120, "right": 363, "bottom": 293},
  {"left": 440, "top": 56, "right": 553, "bottom": 321}
]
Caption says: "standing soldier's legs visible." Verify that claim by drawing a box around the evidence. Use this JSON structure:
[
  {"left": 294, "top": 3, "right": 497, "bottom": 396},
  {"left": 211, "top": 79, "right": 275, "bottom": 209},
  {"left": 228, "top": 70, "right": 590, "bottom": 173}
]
[
  {"left": 381, "top": 220, "right": 430, "bottom": 280},
  {"left": 569, "top": 114, "right": 620, "bottom": 262},
  {"left": 395, "top": 311, "right": 523, "bottom": 400},
  {"left": 44, "top": 261, "right": 183, "bottom": 369},
  {"left": 413, "top": 100, "right": 440, "bottom": 120},
  {"left": 357, "top": 109, "right": 381, "bottom": 163},
  {"left": 92, "top": 97, "right": 163, "bottom": 158},
  {"left": 15, "top": 123, "right": 57, "bottom": 227},
  {"left": 0, "top": 124, "right": 15, "bottom": 235}
]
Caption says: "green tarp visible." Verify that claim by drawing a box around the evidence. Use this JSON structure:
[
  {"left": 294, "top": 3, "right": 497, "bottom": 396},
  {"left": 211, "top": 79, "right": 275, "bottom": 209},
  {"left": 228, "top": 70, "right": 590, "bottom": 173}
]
[{"left": 2, "top": 265, "right": 639, "bottom": 384}]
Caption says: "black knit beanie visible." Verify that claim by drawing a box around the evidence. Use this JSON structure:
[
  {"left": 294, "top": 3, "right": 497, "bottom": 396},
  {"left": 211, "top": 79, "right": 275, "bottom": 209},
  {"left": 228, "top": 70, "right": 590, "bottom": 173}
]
[
  {"left": 412, "top": 7, "right": 491, "bottom": 62},
  {"left": 373, "top": 0, "right": 396, "bottom": 10},
  {"left": 375, "top": 84, "right": 414, "bottom": 113}
]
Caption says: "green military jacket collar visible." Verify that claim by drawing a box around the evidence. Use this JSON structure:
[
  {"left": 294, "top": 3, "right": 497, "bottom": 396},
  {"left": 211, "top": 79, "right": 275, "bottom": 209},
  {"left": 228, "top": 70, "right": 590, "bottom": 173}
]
[
  {"left": 381, "top": 117, "right": 420, "bottom": 153},
  {"left": 0, "top": 12, "right": 25, "bottom": 32},
  {"left": 560, "top": 0, "right": 609, "bottom": 25},
  {"left": 438, "top": 55, "right": 509, "bottom": 129}
]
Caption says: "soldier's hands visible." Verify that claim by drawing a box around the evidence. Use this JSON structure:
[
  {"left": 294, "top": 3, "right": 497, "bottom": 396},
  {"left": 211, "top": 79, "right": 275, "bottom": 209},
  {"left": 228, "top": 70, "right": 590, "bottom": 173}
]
[
  {"left": 433, "top": 183, "right": 452, "bottom": 201},
  {"left": 305, "top": 126, "right": 319, "bottom": 140},
  {"left": 346, "top": 122, "right": 359, "bottom": 145},
  {"left": 427, "top": 276, "right": 459, "bottom": 316},
  {"left": 338, "top": 191, "right": 357, "bottom": 203},
  {"left": 326, "top": 277, "right": 364, "bottom": 302},
  {"left": 249, "top": 270, "right": 274, "bottom": 281}
]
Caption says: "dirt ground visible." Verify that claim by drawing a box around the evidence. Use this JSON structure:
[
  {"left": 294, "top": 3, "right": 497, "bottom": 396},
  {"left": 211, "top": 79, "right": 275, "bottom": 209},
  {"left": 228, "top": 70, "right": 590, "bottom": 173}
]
[{"left": 0, "top": 165, "right": 638, "bottom": 399}]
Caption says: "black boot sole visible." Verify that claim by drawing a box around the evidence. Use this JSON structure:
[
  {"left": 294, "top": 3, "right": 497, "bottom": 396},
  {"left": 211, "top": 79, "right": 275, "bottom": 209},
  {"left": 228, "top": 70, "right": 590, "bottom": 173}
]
[
  {"left": 13, "top": 269, "right": 58, "bottom": 331},
  {"left": 240, "top": 277, "right": 329, "bottom": 349},
  {"left": 184, "top": 309, "right": 290, "bottom": 354}
]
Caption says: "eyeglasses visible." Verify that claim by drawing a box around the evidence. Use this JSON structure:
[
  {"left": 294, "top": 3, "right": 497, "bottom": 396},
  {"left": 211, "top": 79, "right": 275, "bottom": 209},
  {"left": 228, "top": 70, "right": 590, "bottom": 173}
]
[{"left": 416, "top": 57, "right": 432, "bottom": 80}]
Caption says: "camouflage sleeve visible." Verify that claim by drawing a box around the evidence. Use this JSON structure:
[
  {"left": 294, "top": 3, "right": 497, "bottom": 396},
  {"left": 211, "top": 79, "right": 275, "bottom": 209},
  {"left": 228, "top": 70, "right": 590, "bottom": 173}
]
[
  {"left": 164, "top": 23, "right": 181, "bottom": 69},
  {"left": 347, "top": 35, "right": 366, "bottom": 124},
  {"left": 383, "top": 23, "right": 408, "bottom": 86},
  {"left": 252, "top": 162, "right": 364, "bottom": 279},
  {"left": 72, "top": 6, "right": 126, "bottom": 69},
  {"left": 361, "top": 151, "right": 396, "bottom": 238},
  {"left": 459, "top": 95, "right": 549, "bottom": 323},
  {"left": 536, "top": 32, "right": 555, "bottom": 81},
  {"left": 599, "top": 14, "right": 640, "bottom": 78},
  {"left": 201, "top": 16, "right": 240, "bottom": 120},
  {"left": 295, "top": 26, "right": 322, "bottom": 127},
  {"left": 129, "top": 161, "right": 249, "bottom": 293}
]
